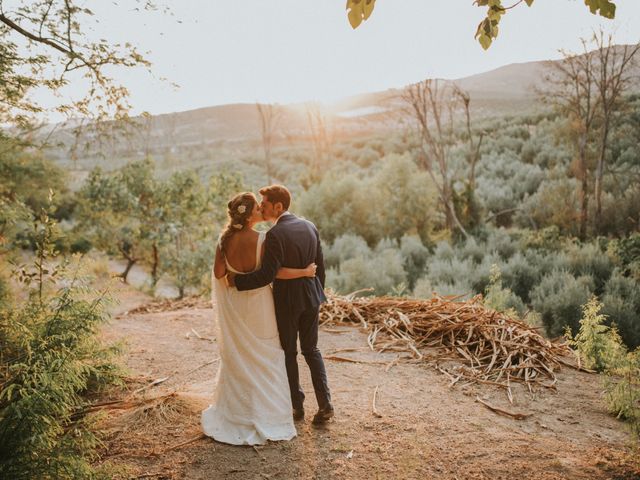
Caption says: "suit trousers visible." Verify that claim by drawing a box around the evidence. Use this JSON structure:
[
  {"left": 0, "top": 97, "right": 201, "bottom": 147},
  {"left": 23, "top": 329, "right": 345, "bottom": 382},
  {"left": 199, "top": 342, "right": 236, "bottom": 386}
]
[{"left": 277, "top": 304, "right": 331, "bottom": 412}]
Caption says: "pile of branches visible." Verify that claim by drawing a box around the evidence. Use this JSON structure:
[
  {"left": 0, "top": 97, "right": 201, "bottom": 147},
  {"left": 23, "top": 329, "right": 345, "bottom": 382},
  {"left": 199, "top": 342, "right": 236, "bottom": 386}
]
[
  {"left": 320, "top": 292, "right": 578, "bottom": 400},
  {"left": 124, "top": 296, "right": 212, "bottom": 315}
]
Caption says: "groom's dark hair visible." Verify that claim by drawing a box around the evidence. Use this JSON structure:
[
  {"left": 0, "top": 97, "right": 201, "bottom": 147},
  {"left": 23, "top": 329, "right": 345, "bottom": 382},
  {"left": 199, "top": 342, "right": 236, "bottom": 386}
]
[{"left": 260, "top": 185, "right": 291, "bottom": 210}]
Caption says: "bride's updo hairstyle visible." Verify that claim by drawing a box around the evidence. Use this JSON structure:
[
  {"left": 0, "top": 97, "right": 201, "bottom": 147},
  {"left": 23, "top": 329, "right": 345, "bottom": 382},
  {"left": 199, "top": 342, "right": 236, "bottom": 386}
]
[{"left": 219, "top": 192, "right": 257, "bottom": 254}]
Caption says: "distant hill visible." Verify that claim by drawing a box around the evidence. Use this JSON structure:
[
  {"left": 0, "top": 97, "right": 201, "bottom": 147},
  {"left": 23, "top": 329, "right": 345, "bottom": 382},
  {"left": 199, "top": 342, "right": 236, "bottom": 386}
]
[{"left": 48, "top": 45, "right": 639, "bottom": 169}]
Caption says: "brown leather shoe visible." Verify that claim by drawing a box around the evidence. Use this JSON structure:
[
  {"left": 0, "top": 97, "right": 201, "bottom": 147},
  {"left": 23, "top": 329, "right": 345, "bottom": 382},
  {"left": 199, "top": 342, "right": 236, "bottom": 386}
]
[
  {"left": 293, "top": 408, "right": 305, "bottom": 421},
  {"left": 312, "top": 407, "right": 334, "bottom": 425}
]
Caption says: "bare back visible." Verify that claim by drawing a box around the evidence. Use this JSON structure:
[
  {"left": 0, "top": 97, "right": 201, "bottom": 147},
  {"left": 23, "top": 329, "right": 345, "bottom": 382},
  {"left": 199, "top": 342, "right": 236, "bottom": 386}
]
[{"left": 224, "top": 230, "right": 261, "bottom": 273}]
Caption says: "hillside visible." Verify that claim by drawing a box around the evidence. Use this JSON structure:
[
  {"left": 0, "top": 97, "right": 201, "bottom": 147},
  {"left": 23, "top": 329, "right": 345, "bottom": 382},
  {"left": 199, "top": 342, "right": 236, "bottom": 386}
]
[{"left": 48, "top": 57, "right": 551, "bottom": 169}]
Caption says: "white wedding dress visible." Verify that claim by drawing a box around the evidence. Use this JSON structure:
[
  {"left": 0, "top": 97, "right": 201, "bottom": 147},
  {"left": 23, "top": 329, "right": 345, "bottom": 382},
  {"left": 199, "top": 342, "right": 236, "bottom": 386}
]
[{"left": 201, "top": 231, "right": 296, "bottom": 445}]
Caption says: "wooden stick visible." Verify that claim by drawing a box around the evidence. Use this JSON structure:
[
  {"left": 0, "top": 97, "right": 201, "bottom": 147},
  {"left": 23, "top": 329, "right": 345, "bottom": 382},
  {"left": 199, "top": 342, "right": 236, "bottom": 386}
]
[
  {"left": 372, "top": 385, "right": 382, "bottom": 418},
  {"left": 475, "top": 397, "right": 533, "bottom": 420},
  {"left": 324, "top": 355, "right": 387, "bottom": 365},
  {"left": 163, "top": 433, "right": 207, "bottom": 452}
]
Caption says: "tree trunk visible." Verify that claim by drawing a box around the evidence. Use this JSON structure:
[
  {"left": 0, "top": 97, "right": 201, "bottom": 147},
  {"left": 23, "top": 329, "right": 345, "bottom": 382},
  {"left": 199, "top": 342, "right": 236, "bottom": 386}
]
[
  {"left": 594, "top": 120, "right": 610, "bottom": 233},
  {"left": 151, "top": 243, "right": 159, "bottom": 287},
  {"left": 121, "top": 258, "right": 136, "bottom": 284},
  {"left": 578, "top": 135, "right": 589, "bottom": 241}
]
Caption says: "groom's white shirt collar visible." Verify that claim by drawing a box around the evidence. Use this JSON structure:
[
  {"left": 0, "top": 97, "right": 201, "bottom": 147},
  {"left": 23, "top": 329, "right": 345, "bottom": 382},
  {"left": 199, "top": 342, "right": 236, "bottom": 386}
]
[{"left": 274, "top": 211, "right": 291, "bottom": 225}]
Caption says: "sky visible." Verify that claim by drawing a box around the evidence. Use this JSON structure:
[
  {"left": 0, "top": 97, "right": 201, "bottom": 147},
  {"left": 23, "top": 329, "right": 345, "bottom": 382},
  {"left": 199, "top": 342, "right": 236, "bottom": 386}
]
[{"left": 57, "top": 1, "right": 640, "bottom": 116}]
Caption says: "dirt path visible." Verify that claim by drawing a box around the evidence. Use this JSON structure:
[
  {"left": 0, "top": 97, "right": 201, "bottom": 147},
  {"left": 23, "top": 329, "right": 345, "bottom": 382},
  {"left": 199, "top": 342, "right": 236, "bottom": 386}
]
[{"left": 98, "top": 283, "right": 639, "bottom": 480}]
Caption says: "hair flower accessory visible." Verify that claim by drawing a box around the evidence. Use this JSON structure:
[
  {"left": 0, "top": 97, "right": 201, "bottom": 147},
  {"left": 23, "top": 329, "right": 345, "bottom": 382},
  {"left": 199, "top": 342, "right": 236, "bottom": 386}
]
[{"left": 237, "top": 205, "right": 246, "bottom": 214}]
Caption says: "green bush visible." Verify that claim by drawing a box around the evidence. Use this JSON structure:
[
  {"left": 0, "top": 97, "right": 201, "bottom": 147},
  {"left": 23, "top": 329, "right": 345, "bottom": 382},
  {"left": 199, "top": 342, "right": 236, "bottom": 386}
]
[
  {"left": 604, "top": 350, "right": 640, "bottom": 438},
  {"left": 602, "top": 269, "right": 640, "bottom": 349},
  {"left": 566, "top": 296, "right": 626, "bottom": 372},
  {"left": 501, "top": 252, "right": 541, "bottom": 303},
  {"left": 483, "top": 264, "right": 525, "bottom": 317},
  {"left": 324, "top": 234, "right": 371, "bottom": 269},
  {"left": 530, "top": 270, "right": 594, "bottom": 337},
  {"left": 399, "top": 235, "right": 430, "bottom": 289},
  {"left": 327, "top": 248, "right": 406, "bottom": 296},
  {"left": 566, "top": 297, "right": 640, "bottom": 438},
  {"left": 0, "top": 213, "right": 121, "bottom": 480},
  {"left": 485, "top": 228, "right": 517, "bottom": 259},
  {"left": 565, "top": 242, "right": 613, "bottom": 293},
  {"left": 609, "top": 233, "right": 640, "bottom": 281},
  {"left": 425, "top": 256, "right": 475, "bottom": 288}
]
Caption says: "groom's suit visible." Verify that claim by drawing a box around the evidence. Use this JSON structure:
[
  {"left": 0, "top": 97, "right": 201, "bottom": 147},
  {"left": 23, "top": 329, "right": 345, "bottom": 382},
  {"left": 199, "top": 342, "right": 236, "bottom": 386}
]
[{"left": 235, "top": 213, "right": 331, "bottom": 412}]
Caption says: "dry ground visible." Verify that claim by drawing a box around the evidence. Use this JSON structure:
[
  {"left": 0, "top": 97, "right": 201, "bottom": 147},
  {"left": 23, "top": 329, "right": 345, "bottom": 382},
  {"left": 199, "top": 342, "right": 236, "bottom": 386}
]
[{"left": 96, "top": 282, "right": 639, "bottom": 480}]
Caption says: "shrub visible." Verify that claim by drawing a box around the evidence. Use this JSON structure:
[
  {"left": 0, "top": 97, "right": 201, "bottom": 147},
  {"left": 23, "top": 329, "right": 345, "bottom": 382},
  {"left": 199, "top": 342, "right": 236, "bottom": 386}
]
[
  {"left": 566, "top": 296, "right": 626, "bottom": 372},
  {"left": 565, "top": 242, "right": 613, "bottom": 293},
  {"left": 483, "top": 265, "right": 526, "bottom": 317},
  {"left": 425, "top": 256, "right": 475, "bottom": 288},
  {"left": 0, "top": 213, "right": 121, "bottom": 480},
  {"left": 469, "top": 252, "right": 503, "bottom": 293},
  {"left": 501, "top": 252, "right": 541, "bottom": 303},
  {"left": 609, "top": 233, "right": 640, "bottom": 281},
  {"left": 459, "top": 236, "right": 485, "bottom": 264},
  {"left": 399, "top": 235, "right": 430, "bottom": 289},
  {"left": 602, "top": 269, "right": 640, "bottom": 349},
  {"left": 323, "top": 234, "right": 371, "bottom": 269},
  {"left": 530, "top": 270, "right": 594, "bottom": 337},
  {"left": 485, "top": 228, "right": 517, "bottom": 259},
  {"left": 604, "top": 350, "right": 640, "bottom": 438},
  {"left": 567, "top": 297, "right": 640, "bottom": 439},
  {"left": 327, "top": 249, "right": 406, "bottom": 296},
  {"left": 70, "top": 236, "right": 93, "bottom": 255}
]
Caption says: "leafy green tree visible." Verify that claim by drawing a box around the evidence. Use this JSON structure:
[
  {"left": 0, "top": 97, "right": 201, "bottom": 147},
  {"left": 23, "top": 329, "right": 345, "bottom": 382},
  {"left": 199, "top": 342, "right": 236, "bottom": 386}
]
[
  {"left": 76, "top": 159, "right": 163, "bottom": 283},
  {"left": 160, "top": 170, "right": 213, "bottom": 298},
  {"left": 0, "top": 0, "right": 152, "bottom": 130}
]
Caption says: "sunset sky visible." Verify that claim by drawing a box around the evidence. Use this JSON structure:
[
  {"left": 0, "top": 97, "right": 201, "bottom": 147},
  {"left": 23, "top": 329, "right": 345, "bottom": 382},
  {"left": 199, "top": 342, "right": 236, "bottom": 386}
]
[{"left": 69, "top": 1, "right": 640, "bottom": 115}]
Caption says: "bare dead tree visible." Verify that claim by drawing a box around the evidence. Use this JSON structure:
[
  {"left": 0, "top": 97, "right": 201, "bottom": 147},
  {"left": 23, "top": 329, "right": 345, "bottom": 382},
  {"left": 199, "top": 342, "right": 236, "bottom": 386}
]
[
  {"left": 593, "top": 32, "right": 640, "bottom": 230},
  {"left": 545, "top": 40, "right": 600, "bottom": 240},
  {"left": 256, "top": 103, "right": 281, "bottom": 183},
  {"left": 453, "top": 85, "right": 484, "bottom": 192},
  {"left": 305, "top": 102, "right": 333, "bottom": 183},
  {"left": 401, "top": 79, "right": 469, "bottom": 237}
]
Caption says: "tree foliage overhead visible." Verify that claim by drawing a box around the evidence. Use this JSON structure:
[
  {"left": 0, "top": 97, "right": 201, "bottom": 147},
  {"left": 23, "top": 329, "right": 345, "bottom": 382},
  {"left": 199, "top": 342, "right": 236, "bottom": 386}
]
[
  {"left": 346, "top": 0, "right": 617, "bottom": 50},
  {"left": 0, "top": 0, "right": 154, "bottom": 130}
]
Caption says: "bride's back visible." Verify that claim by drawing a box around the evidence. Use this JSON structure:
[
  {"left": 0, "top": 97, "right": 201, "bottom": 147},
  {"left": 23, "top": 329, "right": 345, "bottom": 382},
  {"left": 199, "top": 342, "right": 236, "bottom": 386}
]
[{"left": 224, "top": 230, "right": 260, "bottom": 273}]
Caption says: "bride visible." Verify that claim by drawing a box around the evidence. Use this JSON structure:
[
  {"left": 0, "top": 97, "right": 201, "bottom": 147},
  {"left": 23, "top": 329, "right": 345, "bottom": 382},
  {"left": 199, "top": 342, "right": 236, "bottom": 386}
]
[{"left": 201, "top": 192, "right": 316, "bottom": 445}]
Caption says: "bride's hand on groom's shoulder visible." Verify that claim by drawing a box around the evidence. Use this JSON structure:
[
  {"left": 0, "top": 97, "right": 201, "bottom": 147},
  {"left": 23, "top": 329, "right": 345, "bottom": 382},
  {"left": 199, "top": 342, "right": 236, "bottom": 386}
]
[{"left": 304, "top": 263, "right": 317, "bottom": 278}]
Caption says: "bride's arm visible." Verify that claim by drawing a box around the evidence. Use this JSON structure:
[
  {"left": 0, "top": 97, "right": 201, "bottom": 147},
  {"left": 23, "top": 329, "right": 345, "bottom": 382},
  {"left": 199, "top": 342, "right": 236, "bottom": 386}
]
[
  {"left": 213, "top": 244, "right": 227, "bottom": 279},
  {"left": 276, "top": 263, "right": 317, "bottom": 279}
]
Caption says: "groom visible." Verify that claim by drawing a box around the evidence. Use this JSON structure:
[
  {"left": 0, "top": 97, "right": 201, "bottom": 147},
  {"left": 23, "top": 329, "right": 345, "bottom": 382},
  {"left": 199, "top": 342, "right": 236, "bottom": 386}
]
[{"left": 227, "top": 185, "right": 334, "bottom": 424}]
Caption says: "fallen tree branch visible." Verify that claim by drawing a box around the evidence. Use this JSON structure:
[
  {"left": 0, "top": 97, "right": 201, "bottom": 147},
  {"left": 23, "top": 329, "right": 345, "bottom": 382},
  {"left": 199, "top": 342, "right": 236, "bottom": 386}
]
[{"left": 475, "top": 396, "right": 533, "bottom": 420}]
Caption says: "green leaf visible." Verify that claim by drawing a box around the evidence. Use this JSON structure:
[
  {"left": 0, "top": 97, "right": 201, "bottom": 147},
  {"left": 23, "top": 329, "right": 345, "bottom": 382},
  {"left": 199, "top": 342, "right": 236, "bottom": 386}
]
[
  {"left": 584, "top": 0, "right": 616, "bottom": 18},
  {"left": 478, "top": 34, "right": 492, "bottom": 50},
  {"left": 348, "top": 4, "right": 363, "bottom": 29}
]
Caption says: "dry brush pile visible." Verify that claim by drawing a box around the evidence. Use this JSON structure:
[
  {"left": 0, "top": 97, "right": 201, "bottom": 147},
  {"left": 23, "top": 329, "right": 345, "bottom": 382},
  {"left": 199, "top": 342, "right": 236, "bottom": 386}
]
[{"left": 319, "top": 292, "right": 580, "bottom": 402}]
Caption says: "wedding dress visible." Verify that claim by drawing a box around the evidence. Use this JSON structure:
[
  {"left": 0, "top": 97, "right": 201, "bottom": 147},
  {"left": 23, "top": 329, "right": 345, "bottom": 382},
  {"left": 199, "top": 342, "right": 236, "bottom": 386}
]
[{"left": 201, "top": 231, "right": 296, "bottom": 445}]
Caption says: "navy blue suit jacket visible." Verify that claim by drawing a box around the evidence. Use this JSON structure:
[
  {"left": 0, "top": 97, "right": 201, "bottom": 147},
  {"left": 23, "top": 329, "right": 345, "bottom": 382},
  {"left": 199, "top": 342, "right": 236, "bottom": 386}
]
[{"left": 235, "top": 213, "right": 327, "bottom": 319}]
